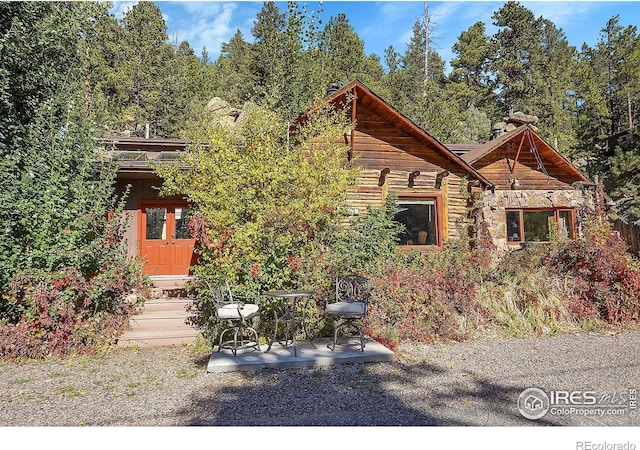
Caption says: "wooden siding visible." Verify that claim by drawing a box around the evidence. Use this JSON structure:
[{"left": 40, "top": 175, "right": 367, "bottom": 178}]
[
  {"left": 470, "top": 130, "right": 584, "bottom": 190},
  {"left": 353, "top": 105, "right": 473, "bottom": 178},
  {"left": 476, "top": 156, "right": 576, "bottom": 190},
  {"left": 614, "top": 219, "right": 640, "bottom": 256},
  {"left": 345, "top": 169, "right": 471, "bottom": 241},
  {"left": 345, "top": 104, "right": 474, "bottom": 242}
]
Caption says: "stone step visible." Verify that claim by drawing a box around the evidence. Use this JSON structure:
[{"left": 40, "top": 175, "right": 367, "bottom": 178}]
[
  {"left": 117, "top": 329, "right": 199, "bottom": 347},
  {"left": 142, "top": 297, "right": 195, "bottom": 313},
  {"left": 149, "top": 276, "right": 197, "bottom": 299},
  {"left": 128, "top": 311, "right": 191, "bottom": 331},
  {"left": 118, "top": 296, "right": 200, "bottom": 347}
]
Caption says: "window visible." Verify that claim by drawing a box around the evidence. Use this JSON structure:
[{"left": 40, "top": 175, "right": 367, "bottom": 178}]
[
  {"left": 506, "top": 208, "right": 575, "bottom": 244},
  {"left": 146, "top": 208, "right": 167, "bottom": 240},
  {"left": 174, "top": 207, "right": 194, "bottom": 239},
  {"left": 558, "top": 210, "right": 575, "bottom": 239},
  {"left": 394, "top": 197, "right": 440, "bottom": 246}
]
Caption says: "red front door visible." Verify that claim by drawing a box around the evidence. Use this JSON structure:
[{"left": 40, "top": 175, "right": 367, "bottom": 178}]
[{"left": 139, "top": 201, "right": 196, "bottom": 276}]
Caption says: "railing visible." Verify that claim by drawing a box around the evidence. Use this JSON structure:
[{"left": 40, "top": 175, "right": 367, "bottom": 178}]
[{"left": 614, "top": 219, "right": 640, "bottom": 256}]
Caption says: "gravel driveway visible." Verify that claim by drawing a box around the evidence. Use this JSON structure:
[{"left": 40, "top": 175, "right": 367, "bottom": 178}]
[{"left": 1, "top": 330, "right": 639, "bottom": 427}]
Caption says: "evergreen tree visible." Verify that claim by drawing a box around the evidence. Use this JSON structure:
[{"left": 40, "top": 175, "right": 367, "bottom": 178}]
[
  {"left": 213, "top": 30, "right": 258, "bottom": 106},
  {"left": 449, "top": 21, "right": 494, "bottom": 111},
  {"left": 528, "top": 18, "right": 580, "bottom": 153},
  {"left": 117, "top": 1, "right": 174, "bottom": 137},
  {"left": 75, "top": 2, "right": 122, "bottom": 129},
  {"left": 574, "top": 17, "right": 640, "bottom": 221},
  {"left": 448, "top": 21, "right": 494, "bottom": 142},
  {"left": 489, "top": 1, "right": 539, "bottom": 116},
  {"left": 249, "top": 2, "right": 289, "bottom": 109},
  {"left": 318, "top": 13, "right": 366, "bottom": 85},
  {"left": 383, "top": 18, "right": 461, "bottom": 141}
]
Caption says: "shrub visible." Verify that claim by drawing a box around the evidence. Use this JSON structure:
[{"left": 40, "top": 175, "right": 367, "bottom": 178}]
[
  {"left": 157, "top": 103, "right": 361, "bottom": 342},
  {"left": 329, "top": 193, "right": 404, "bottom": 277},
  {"left": 0, "top": 262, "right": 148, "bottom": 359},
  {"left": 489, "top": 213, "right": 640, "bottom": 331},
  {"left": 365, "top": 242, "right": 494, "bottom": 348},
  {"left": 0, "top": 15, "right": 152, "bottom": 358},
  {"left": 366, "top": 211, "right": 640, "bottom": 347},
  {"left": 546, "top": 215, "right": 640, "bottom": 324}
]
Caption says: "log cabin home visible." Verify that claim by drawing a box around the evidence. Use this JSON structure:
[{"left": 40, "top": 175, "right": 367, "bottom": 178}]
[
  {"left": 449, "top": 119, "right": 598, "bottom": 252},
  {"left": 316, "top": 80, "right": 491, "bottom": 248},
  {"left": 99, "top": 136, "right": 197, "bottom": 277},
  {"left": 100, "top": 79, "right": 598, "bottom": 276}
]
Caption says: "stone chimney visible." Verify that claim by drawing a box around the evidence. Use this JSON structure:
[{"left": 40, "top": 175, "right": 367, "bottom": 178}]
[{"left": 490, "top": 112, "right": 539, "bottom": 140}]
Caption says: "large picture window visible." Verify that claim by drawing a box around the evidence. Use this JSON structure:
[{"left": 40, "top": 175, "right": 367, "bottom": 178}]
[
  {"left": 394, "top": 197, "right": 440, "bottom": 246},
  {"left": 506, "top": 208, "right": 575, "bottom": 244}
]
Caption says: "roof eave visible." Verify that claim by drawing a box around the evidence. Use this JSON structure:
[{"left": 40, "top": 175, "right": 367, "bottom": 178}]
[{"left": 304, "top": 79, "right": 493, "bottom": 188}]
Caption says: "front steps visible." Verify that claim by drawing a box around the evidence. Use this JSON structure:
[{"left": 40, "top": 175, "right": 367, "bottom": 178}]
[
  {"left": 117, "top": 276, "right": 200, "bottom": 347},
  {"left": 118, "top": 297, "right": 199, "bottom": 347},
  {"left": 148, "top": 275, "right": 197, "bottom": 299}
]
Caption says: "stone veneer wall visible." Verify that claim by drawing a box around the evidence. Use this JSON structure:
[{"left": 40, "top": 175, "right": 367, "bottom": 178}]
[{"left": 479, "top": 188, "right": 597, "bottom": 252}]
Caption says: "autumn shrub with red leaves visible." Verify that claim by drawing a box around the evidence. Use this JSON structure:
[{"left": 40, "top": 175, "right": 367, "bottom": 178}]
[
  {"left": 365, "top": 241, "right": 495, "bottom": 349},
  {"left": 0, "top": 264, "right": 148, "bottom": 359},
  {"left": 545, "top": 216, "right": 640, "bottom": 324},
  {"left": 365, "top": 212, "right": 640, "bottom": 348},
  {"left": 0, "top": 254, "right": 150, "bottom": 360},
  {"left": 489, "top": 213, "right": 640, "bottom": 330}
]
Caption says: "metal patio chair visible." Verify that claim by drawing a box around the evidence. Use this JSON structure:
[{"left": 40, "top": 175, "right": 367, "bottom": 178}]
[
  {"left": 206, "top": 280, "right": 261, "bottom": 356},
  {"left": 324, "top": 275, "right": 371, "bottom": 352}
]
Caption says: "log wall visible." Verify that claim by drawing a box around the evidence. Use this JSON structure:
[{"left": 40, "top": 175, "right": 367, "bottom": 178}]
[{"left": 344, "top": 109, "right": 475, "bottom": 242}]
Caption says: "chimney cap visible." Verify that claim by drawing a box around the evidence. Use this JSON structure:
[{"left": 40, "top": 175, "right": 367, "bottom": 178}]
[{"left": 326, "top": 83, "right": 341, "bottom": 96}]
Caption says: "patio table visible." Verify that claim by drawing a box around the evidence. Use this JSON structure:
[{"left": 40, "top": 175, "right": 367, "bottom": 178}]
[{"left": 263, "top": 290, "right": 316, "bottom": 356}]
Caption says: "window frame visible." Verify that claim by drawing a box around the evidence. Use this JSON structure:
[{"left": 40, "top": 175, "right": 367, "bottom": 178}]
[
  {"left": 394, "top": 194, "right": 444, "bottom": 248},
  {"left": 505, "top": 208, "right": 576, "bottom": 245}
]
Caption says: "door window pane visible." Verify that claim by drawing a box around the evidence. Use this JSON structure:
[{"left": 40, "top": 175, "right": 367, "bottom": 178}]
[
  {"left": 523, "top": 210, "right": 554, "bottom": 242},
  {"left": 146, "top": 208, "right": 167, "bottom": 240},
  {"left": 174, "top": 207, "right": 194, "bottom": 239},
  {"left": 506, "top": 211, "right": 522, "bottom": 242},
  {"left": 394, "top": 199, "right": 437, "bottom": 245}
]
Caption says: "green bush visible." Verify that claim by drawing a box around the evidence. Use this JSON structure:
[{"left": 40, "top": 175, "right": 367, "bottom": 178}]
[{"left": 0, "top": 92, "right": 150, "bottom": 359}]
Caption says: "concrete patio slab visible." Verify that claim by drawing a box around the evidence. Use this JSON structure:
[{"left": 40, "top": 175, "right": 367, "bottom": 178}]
[{"left": 206, "top": 337, "right": 395, "bottom": 373}]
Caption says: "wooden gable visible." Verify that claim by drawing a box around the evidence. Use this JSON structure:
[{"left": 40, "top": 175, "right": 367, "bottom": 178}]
[
  {"left": 460, "top": 125, "right": 591, "bottom": 190},
  {"left": 305, "top": 80, "right": 494, "bottom": 243},
  {"left": 322, "top": 80, "right": 491, "bottom": 187}
]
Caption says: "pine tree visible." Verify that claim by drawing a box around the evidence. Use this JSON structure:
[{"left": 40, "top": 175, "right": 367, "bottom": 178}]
[
  {"left": 449, "top": 21, "right": 495, "bottom": 113},
  {"left": 574, "top": 16, "right": 640, "bottom": 221},
  {"left": 489, "top": 2, "right": 539, "bottom": 116},
  {"left": 117, "top": 1, "right": 174, "bottom": 137}
]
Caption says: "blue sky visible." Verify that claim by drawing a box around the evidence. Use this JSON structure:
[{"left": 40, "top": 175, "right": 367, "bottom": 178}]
[{"left": 111, "top": 1, "right": 640, "bottom": 72}]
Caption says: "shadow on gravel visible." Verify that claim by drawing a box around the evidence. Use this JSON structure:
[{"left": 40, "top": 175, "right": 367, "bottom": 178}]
[{"left": 177, "top": 361, "right": 553, "bottom": 426}]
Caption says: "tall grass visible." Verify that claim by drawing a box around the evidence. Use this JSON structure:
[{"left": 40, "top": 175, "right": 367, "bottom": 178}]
[{"left": 365, "top": 214, "right": 639, "bottom": 347}]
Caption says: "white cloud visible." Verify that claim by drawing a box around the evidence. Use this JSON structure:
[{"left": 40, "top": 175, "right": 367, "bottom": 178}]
[
  {"left": 177, "top": 3, "right": 238, "bottom": 54},
  {"left": 110, "top": 1, "right": 139, "bottom": 19},
  {"left": 158, "top": 1, "right": 264, "bottom": 58},
  {"left": 523, "top": 1, "right": 597, "bottom": 30}
]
